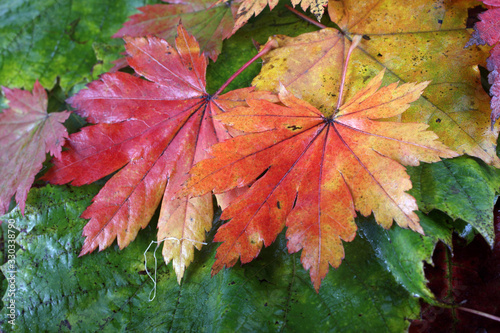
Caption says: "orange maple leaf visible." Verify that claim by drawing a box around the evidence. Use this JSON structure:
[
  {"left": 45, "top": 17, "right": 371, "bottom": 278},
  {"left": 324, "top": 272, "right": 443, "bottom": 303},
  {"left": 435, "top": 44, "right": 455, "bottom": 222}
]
[
  {"left": 185, "top": 69, "right": 457, "bottom": 291},
  {"left": 254, "top": 0, "right": 499, "bottom": 167}
]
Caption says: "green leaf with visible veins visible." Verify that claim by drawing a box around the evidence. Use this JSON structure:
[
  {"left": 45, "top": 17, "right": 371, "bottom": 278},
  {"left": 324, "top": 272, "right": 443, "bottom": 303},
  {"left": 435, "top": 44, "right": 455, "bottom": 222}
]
[
  {"left": 1, "top": 185, "right": 422, "bottom": 332},
  {"left": 407, "top": 156, "right": 500, "bottom": 246},
  {"left": 0, "top": 0, "right": 158, "bottom": 91}
]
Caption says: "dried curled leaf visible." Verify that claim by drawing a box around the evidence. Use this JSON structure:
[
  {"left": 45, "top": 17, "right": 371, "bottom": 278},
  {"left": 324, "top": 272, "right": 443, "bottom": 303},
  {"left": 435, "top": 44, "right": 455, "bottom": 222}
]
[{"left": 291, "top": 0, "right": 328, "bottom": 20}]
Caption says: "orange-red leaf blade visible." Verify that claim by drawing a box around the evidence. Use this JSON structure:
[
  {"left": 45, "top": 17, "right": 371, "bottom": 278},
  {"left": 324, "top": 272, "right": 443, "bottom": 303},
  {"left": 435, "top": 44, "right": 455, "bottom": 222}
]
[{"left": 186, "top": 72, "right": 456, "bottom": 290}]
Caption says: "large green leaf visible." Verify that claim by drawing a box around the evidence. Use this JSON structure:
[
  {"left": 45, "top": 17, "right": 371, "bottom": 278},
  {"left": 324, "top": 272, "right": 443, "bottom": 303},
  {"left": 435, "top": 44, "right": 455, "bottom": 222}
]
[
  {"left": 0, "top": 0, "right": 157, "bottom": 91},
  {"left": 407, "top": 156, "right": 500, "bottom": 246},
  {"left": 1, "top": 185, "right": 423, "bottom": 332}
]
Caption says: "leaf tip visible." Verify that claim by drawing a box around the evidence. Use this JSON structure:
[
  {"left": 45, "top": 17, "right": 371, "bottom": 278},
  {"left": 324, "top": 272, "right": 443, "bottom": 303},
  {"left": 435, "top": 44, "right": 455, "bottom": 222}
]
[
  {"left": 78, "top": 246, "right": 90, "bottom": 257},
  {"left": 210, "top": 264, "right": 223, "bottom": 277}
]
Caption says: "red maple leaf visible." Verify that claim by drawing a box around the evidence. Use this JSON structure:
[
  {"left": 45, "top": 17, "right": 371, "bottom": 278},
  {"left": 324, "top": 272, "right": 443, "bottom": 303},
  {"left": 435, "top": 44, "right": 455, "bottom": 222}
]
[
  {"left": 185, "top": 70, "right": 457, "bottom": 291},
  {"left": 0, "top": 81, "right": 70, "bottom": 216},
  {"left": 466, "top": 0, "right": 500, "bottom": 127},
  {"left": 43, "top": 25, "right": 271, "bottom": 281}
]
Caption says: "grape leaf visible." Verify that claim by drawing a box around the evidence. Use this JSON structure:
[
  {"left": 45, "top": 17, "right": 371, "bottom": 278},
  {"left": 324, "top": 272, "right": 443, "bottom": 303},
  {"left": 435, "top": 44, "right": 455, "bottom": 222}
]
[
  {"left": 113, "top": 0, "right": 240, "bottom": 61},
  {"left": 0, "top": 81, "right": 70, "bottom": 216},
  {"left": 253, "top": 0, "right": 500, "bottom": 167},
  {"left": 358, "top": 214, "right": 440, "bottom": 304},
  {"left": 466, "top": 0, "right": 500, "bottom": 127},
  {"left": 186, "top": 70, "right": 457, "bottom": 290},
  {"left": 42, "top": 25, "right": 268, "bottom": 282}
]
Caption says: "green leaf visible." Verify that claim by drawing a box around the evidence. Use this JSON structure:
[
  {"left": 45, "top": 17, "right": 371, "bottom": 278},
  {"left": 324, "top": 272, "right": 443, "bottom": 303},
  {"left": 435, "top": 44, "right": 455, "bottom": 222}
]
[
  {"left": 407, "top": 156, "right": 500, "bottom": 246},
  {"left": 1, "top": 185, "right": 420, "bottom": 332},
  {"left": 0, "top": 94, "right": 7, "bottom": 110},
  {"left": 91, "top": 40, "right": 126, "bottom": 76},
  {"left": 358, "top": 213, "right": 454, "bottom": 305},
  {"left": 417, "top": 210, "right": 455, "bottom": 247},
  {"left": 0, "top": 0, "right": 157, "bottom": 91}
]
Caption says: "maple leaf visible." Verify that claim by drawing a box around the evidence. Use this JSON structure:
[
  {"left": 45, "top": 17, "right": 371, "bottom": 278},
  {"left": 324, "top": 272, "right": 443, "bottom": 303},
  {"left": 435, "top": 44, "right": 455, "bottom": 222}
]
[
  {"left": 113, "top": 0, "right": 240, "bottom": 61},
  {"left": 0, "top": 81, "right": 70, "bottom": 216},
  {"left": 185, "top": 70, "right": 457, "bottom": 291},
  {"left": 42, "top": 25, "right": 270, "bottom": 282},
  {"left": 465, "top": 0, "right": 500, "bottom": 128},
  {"left": 253, "top": 0, "right": 500, "bottom": 167}
]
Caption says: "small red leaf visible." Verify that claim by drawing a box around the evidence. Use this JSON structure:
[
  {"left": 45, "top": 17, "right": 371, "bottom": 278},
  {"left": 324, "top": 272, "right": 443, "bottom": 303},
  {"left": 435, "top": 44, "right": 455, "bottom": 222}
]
[{"left": 0, "top": 81, "right": 70, "bottom": 215}]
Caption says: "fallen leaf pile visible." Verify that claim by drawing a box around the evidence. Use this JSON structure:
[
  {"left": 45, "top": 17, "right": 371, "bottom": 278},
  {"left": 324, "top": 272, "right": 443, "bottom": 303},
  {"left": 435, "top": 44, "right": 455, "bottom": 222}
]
[{"left": 1, "top": 0, "right": 498, "bottom": 293}]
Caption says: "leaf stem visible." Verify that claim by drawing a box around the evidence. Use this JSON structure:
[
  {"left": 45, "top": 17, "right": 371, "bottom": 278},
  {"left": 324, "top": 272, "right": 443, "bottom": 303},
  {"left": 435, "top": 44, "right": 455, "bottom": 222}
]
[
  {"left": 335, "top": 35, "right": 362, "bottom": 112},
  {"left": 214, "top": 39, "right": 278, "bottom": 96},
  {"left": 285, "top": 5, "right": 327, "bottom": 29},
  {"left": 457, "top": 306, "right": 500, "bottom": 323}
]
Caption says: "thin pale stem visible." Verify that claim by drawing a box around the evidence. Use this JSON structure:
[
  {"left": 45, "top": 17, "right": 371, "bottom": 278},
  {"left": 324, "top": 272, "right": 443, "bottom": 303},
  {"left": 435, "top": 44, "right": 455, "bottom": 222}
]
[
  {"left": 335, "top": 35, "right": 362, "bottom": 112},
  {"left": 285, "top": 5, "right": 327, "bottom": 29},
  {"left": 214, "top": 39, "right": 278, "bottom": 96},
  {"left": 457, "top": 307, "right": 500, "bottom": 323}
]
